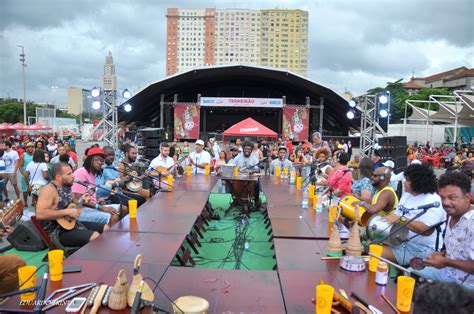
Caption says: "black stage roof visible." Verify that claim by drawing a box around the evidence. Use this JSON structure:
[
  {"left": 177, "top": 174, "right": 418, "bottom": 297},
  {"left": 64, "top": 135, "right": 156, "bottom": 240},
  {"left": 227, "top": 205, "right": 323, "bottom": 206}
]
[{"left": 119, "top": 65, "right": 356, "bottom": 131}]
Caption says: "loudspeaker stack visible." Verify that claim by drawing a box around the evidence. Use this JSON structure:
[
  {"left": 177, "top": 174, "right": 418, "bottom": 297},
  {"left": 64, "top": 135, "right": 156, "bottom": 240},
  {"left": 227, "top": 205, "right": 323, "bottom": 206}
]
[{"left": 378, "top": 136, "right": 407, "bottom": 173}]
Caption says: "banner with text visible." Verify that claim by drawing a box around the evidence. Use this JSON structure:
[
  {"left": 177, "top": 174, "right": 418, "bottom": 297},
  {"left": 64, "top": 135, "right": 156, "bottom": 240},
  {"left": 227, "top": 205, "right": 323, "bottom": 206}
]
[
  {"left": 282, "top": 107, "right": 309, "bottom": 142},
  {"left": 174, "top": 104, "right": 200, "bottom": 139},
  {"left": 200, "top": 97, "right": 283, "bottom": 108}
]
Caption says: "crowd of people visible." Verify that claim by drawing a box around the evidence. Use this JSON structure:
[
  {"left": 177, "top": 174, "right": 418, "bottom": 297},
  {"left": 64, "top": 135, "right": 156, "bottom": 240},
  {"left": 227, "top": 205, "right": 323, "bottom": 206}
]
[{"left": 0, "top": 132, "right": 473, "bottom": 298}]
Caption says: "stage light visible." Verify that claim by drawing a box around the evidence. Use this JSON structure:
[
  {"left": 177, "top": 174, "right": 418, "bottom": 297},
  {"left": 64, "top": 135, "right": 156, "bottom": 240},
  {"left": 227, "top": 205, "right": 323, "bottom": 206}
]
[
  {"left": 123, "top": 103, "right": 132, "bottom": 112},
  {"left": 376, "top": 92, "right": 390, "bottom": 118},
  {"left": 122, "top": 89, "right": 131, "bottom": 99},
  {"left": 346, "top": 110, "right": 355, "bottom": 120},
  {"left": 348, "top": 99, "right": 356, "bottom": 108},
  {"left": 91, "top": 87, "right": 100, "bottom": 97},
  {"left": 92, "top": 100, "right": 101, "bottom": 110}
]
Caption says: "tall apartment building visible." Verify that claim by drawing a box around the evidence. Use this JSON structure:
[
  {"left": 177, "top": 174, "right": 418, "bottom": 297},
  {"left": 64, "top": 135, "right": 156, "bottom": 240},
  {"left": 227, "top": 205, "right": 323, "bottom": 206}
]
[
  {"left": 67, "top": 88, "right": 90, "bottom": 115},
  {"left": 166, "top": 8, "right": 308, "bottom": 77}
]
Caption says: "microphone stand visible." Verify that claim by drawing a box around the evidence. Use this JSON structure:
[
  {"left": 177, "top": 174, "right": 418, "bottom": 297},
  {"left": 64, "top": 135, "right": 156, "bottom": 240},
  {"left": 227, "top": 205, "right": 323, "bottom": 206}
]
[{"left": 108, "top": 165, "right": 172, "bottom": 196}]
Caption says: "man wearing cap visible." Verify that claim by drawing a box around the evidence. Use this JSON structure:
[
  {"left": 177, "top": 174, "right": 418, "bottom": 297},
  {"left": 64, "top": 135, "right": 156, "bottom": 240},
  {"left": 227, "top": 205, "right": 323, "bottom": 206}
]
[
  {"left": 189, "top": 140, "right": 212, "bottom": 174},
  {"left": 270, "top": 146, "right": 292, "bottom": 175},
  {"left": 18, "top": 142, "right": 34, "bottom": 206},
  {"left": 311, "top": 132, "right": 331, "bottom": 156},
  {"left": 382, "top": 160, "right": 401, "bottom": 191},
  {"left": 72, "top": 147, "right": 126, "bottom": 226}
]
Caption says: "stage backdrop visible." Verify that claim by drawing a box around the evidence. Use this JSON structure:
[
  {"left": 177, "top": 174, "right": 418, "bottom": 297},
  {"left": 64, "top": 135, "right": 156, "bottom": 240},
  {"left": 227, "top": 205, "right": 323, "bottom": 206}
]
[
  {"left": 174, "top": 104, "right": 200, "bottom": 139},
  {"left": 282, "top": 107, "right": 309, "bottom": 142}
]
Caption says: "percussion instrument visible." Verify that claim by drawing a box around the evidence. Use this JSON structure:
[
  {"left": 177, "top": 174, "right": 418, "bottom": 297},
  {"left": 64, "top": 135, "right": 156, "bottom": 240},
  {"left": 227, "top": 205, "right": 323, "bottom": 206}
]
[
  {"left": 221, "top": 164, "right": 236, "bottom": 178},
  {"left": 151, "top": 156, "right": 186, "bottom": 177},
  {"left": 231, "top": 180, "right": 257, "bottom": 201},
  {"left": 57, "top": 187, "right": 94, "bottom": 230},
  {"left": 126, "top": 170, "right": 143, "bottom": 192},
  {"left": 409, "top": 257, "right": 425, "bottom": 270},
  {"left": 173, "top": 296, "right": 210, "bottom": 314},
  {"left": 340, "top": 256, "right": 366, "bottom": 272},
  {"left": 128, "top": 255, "right": 154, "bottom": 307},
  {"left": 366, "top": 214, "right": 408, "bottom": 247},
  {"left": 0, "top": 199, "right": 24, "bottom": 227},
  {"left": 338, "top": 195, "right": 372, "bottom": 226}
]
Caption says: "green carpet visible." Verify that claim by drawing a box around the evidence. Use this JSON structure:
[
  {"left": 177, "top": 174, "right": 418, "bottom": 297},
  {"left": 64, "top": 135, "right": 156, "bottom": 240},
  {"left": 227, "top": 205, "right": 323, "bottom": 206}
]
[
  {"left": 1, "top": 247, "right": 49, "bottom": 275},
  {"left": 172, "top": 193, "right": 276, "bottom": 271}
]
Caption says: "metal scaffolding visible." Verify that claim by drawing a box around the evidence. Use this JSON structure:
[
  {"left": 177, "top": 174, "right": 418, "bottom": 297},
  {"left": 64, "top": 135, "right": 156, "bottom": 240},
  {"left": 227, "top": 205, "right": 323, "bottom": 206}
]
[
  {"left": 356, "top": 95, "right": 387, "bottom": 158},
  {"left": 84, "top": 90, "right": 118, "bottom": 148}
]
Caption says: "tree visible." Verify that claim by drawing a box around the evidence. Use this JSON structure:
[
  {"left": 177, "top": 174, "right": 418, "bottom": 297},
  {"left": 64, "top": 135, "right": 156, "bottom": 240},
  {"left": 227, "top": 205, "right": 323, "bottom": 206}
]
[
  {"left": 366, "top": 79, "right": 408, "bottom": 123},
  {"left": 398, "top": 88, "right": 450, "bottom": 119},
  {"left": 0, "top": 100, "right": 38, "bottom": 123}
]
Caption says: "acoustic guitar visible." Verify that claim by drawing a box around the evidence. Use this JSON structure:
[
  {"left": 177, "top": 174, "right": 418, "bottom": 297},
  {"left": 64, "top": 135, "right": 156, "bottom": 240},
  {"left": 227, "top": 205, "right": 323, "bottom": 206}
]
[
  {"left": 151, "top": 156, "right": 186, "bottom": 177},
  {"left": 0, "top": 199, "right": 24, "bottom": 227},
  {"left": 56, "top": 187, "right": 94, "bottom": 230}
]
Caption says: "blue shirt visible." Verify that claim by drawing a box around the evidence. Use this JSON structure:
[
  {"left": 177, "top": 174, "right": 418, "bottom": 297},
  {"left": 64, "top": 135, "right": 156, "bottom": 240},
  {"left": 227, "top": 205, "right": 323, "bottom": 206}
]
[
  {"left": 96, "top": 162, "right": 121, "bottom": 198},
  {"left": 352, "top": 177, "right": 375, "bottom": 199}
]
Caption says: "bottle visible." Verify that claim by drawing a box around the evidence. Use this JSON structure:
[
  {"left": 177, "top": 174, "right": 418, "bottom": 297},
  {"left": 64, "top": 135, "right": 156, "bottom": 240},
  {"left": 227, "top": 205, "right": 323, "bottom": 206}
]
[
  {"left": 316, "top": 194, "right": 323, "bottom": 212},
  {"left": 289, "top": 167, "right": 296, "bottom": 185},
  {"left": 375, "top": 261, "right": 389, "bottom": 285},
  {"left": 301, "top": 188, "right": 309, "bottom": 208}
]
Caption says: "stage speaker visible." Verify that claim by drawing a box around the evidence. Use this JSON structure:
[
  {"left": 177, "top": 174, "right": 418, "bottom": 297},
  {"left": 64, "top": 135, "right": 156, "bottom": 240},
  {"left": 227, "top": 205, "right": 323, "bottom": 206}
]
[
  {"left": 146, "top": 147, "right": 160, "bottom": 158},
  {"left": 144, "top": 138, "right": 162, "bottom": 147},
  {"left": 7, "top": 221, "right": 47, "bottom": 251},
  {"left": 379, "top": 136, "right": 407, "bottom": 148},
  {"left": 141, "top": 128, "right": 165, "bottom": 138}
]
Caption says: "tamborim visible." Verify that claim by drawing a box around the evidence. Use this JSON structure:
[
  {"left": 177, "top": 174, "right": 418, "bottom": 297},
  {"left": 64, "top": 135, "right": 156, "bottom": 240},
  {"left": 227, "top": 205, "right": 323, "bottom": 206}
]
[
  {"left": 126, "top": 171, "right": 142, "bottom": 192},
  {"left": 366, "top": 214, "right": 408, "bottom": 247},
  {"left": 338, "top": 195, "right": 372, "bottom": 226}
]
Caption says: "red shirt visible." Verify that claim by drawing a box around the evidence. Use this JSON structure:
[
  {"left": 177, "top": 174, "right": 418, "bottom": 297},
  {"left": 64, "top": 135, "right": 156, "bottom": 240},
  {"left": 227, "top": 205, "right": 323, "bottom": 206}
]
[
  {"left": 68, "top": 151, "right": 78, "bottom": 165},
  {"left": 327, "top": 166, "right": 352, "bottom": 197},
  {"left": 285, "top": 141, "right": 294, "bottom": 155}
]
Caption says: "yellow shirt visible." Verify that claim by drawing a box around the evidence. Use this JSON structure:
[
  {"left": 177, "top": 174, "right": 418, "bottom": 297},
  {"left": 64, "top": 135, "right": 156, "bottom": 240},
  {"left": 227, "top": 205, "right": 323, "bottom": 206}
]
[{"left": 371, "top": 186, "right": 399, "bottom": 215}]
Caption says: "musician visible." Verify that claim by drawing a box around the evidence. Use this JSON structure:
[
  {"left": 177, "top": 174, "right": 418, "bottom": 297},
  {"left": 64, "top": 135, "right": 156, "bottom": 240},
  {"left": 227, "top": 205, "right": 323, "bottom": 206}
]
[
  {"left": 313, "top": 148, "right": 333, "bottom": 180},
  {"left": 117, "top": 144, "right": 151, "bottom": 199},
  {"left": 321, "top": 151, "right": 352, "bottom": 197},
  {"left": 354, "top": 166, "right": 399, "bottom": 216},
  {"left": 149, "top": 142, "right": 175, "bottom": 177},
  {"left": 230, "top": 142, "right": 260, "bottom": 172},
  {"left": 382, "top": 164, "right": 446, "bottom": 266},
  {"left": 36, "top": 162, "right": 108, "bottom": 248},
  {"left": 412, "top": 171, "right": 473, "bottom": 288},
  {"left": 71, "top": 147, "right": 124, "bottom": 226},
  {"left": 97, "top": 146, "right": 146, "bottom": 207},
  {"left": 189, "top": 139, "right": 211, "bottom": 174},
  {"left": 270, "top": 146, "right": 292, "bottom": 175}
]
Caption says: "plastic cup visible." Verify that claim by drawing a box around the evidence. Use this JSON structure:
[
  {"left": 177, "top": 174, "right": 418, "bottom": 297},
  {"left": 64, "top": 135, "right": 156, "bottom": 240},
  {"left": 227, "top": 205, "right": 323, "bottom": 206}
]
[
  {"left": 308, "top": 184, "right": 315, "bottom": 198},
  {"left": 205, "top": 165, "right": 210, "bottom": 175},
  {"left": 18, "top": 265, "right": 37, "bottom": 301},
  {"left": 316, "top": 284, "right": 334, "bottom": 314},
  {"left": 368, "top": 244, "right": 384, "bottom": 272},
  {"left": 233, "top": 166, "right": 239, "bottom": 177},
  {"left": 283, "top": 167, "right": 289, "bottom": 176},
  {"left": 186, "top": 165, "right": 192, "bottom": 176},
  {"left": 313, "top": 194, "right": 319, "bottom": 209},
  {"left": 296, "top": 176, "right": 302, "bottom": 188},
  {"left": 128, "top": 199, "right": 138, "bottom": 219},
  {"left": 328, "top": 205, "right": 338, "bottom": 223},
  {"left": 48, "top": 249, "right": 64, "bottom": 281},
  {"left": 167, "top": 175, "right": 173, "bottom": 191},
  {"left": 396, "top": 276, "right": 415, "bottom": 312},
  {"left": 275, "top": 167, "right": 281, "bottom": 177}
]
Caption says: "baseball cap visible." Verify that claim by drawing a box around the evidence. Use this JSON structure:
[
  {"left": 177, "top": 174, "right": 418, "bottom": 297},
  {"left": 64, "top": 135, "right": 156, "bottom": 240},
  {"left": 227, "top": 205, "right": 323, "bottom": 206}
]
[
  {"left": 87, "top": 147, "right": 106, "bottom": 157},
  {"left": 382, "top": 160, "right": 395, "bottom": 169},
  {"left": 195, "top": 139, "right": 205, "bottom": 146},
  {"left": 26, "top": 142, "right": 34, "bottom": 147},
  {"left": 411, "top": 159, "right": 422, "bottom": 165}
]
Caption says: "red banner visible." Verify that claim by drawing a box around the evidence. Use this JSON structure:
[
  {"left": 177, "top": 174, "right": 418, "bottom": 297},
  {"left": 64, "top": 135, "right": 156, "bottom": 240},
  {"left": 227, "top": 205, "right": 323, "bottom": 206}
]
[
  {"left": 282, "top": 107, "right": 309, "bottom": 142},
  {"left": 174, "top": 104, "right": 200, "bottom": 139}
]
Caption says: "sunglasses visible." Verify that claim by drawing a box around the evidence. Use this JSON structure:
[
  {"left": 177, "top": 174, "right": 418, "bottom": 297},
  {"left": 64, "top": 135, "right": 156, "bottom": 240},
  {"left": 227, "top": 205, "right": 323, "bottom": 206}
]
[{"left": 372, "top": 174, "right": 383, "bottom": 177}]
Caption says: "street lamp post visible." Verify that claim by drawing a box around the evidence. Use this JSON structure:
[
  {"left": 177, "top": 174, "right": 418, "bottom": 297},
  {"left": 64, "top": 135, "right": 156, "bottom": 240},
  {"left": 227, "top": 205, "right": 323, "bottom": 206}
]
[{"left": 17, "top": 45, "right": 27, "bottom": 125}]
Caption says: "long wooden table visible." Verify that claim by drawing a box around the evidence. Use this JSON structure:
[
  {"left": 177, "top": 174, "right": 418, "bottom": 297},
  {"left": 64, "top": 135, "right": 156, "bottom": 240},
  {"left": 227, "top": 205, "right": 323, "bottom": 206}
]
[{"left": 1, "top": 174, "right": 404, "bottom": 313}]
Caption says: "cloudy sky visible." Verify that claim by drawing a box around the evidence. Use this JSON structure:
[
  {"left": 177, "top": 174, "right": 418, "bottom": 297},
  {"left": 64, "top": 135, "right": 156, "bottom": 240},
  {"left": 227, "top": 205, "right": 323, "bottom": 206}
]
[{"left": 1, "top": 0, "right": 472, "bottom": 106}]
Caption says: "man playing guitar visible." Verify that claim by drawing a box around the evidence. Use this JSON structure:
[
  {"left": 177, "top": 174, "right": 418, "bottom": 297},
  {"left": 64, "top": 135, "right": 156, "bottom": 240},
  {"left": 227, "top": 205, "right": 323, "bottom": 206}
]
[
  {"left": 117, "top": 144, "right": 150, "bottom": 199},
  {"left": 36, "top": 163, "right": 108, "bottom": 248},
  {"left": 148, "top": 142, "right": 176, "bottom": 178}
]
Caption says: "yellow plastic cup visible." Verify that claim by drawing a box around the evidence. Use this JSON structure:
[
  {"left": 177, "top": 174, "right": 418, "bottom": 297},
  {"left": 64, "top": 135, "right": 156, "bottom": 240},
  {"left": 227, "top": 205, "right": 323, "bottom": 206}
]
[
  {"left": 233, "top": 166, "right": 239, "bottom": 177},
  {"left": 275, "top": 167, "right": 281, "bottom": 177},
  {"left": 328, "top": 205, "right": 338, "bottom": 223},
  {"left": 48, "top": 249, "right": 64, "bottom": 281},
  {"left": 128, "top": 199, "right": 138, "bottom": 219},
  {"left": 18, "top": 265, "right": 37, "bottom": 301},
  {"left": 186, "top": 165, "right": 192, "bottom": 176},
  {"left": 396, "top": 276, "right": 416, "bottom": 312},
  {"left": 313, "top": 194, "right": 319, "bottom": 210},
  {"left": 283, "top": 167, "right": 289, "bottom": 176},
  {"left": 296, "top": 176, "right": 302, "bottom": 188},
  {"left": 167, "top": 175, "right": 173, "bottom": 191},
  {"left": 316, "top": 284, "right": 334, "bottom": 314},
  {"left": 368, "top": 244, "right": 384, "bottom": 272},
  {"left": 205, "top": 165, "right": 210, "bottom": 175},
  {"left": 308, "top": 184, "right": 315, "bottom": 198}
]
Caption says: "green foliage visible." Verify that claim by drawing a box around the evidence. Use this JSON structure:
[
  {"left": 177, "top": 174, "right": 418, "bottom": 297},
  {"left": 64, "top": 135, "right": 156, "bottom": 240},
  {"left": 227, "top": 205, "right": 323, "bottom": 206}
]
[{"left": 0, "top": 100, "right": 38, "bottom": 123}]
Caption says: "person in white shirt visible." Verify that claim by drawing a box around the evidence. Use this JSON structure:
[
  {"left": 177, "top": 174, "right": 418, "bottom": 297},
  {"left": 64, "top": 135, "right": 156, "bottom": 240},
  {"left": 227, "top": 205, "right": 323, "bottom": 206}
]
[
  {"left": 382, "top": 164, "right": 446, "bottom": 266},
  {"left": 0, "top": 140, "right": 20, "bottom": 200},
  {"left": 149, "top": 142, "right": 175, "bottom": 177},
  {"left": 188, "top": 139, "right": 211, "bottom": 174},
  {"left": 25, "top": 149, "right": 49, "bottom": 205},
  {"left": 50, "top": 145, "right": 76, "bottom": 169},
  {"left": 251, "top": 142, "right": 264, "bottom": 161},
  {"left": 46, "top": 137, "right": 58, "bottom": 158},
  {"left": 270, "top": 146, "right": 292, "bottom": 175},
  {"left": 230, "top": 142, "right": 260, "bottom": 172},
  {"left": 209, "top": 138, "right": 221, "bottom": 162}
]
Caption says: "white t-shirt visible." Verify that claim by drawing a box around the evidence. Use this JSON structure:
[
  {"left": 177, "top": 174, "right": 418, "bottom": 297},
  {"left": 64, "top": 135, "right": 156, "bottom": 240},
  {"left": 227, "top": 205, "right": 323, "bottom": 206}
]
[
  {"left": 149, "top": 155, "right": 174, "bottom": 170},
  {"left": 394, "top": 192, "right": 446, "bottom": 248},
  {"left": 26, "top": 162, "right": 49, "bottom": 185},
  {"left": 0, "top": 159, "right": 5, "bottom": 175},
  {"left": 212, "top": 143, "right": 221, "bottom": 161},
  {"left": 189, "top": 151, "right": 211, "bottom": 174},
  {"left": 47, "top": 144, "right": 58, "bottom": 156},
  {"left": 2, "top": 150, "right": 19, "bottom": 173},
  {"left": 230, "top": 154, "right": 259, "bottom": 170},
  {"left": 51, "top": 155, "right": 76, "bottom": 168}
]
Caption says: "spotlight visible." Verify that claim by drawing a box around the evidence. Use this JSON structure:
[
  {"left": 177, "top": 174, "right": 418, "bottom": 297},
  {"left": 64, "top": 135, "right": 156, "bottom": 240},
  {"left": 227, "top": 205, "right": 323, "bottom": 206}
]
[
  {"left": 379, "top": 109, "right": 389, "bottom": 118},
  {"left": 122, "top": 89, "right": 131, "bottom": 99},
  {"left": 346, "top": 110, "right": 355, "bottom": 120},
  {"left": 91, "top": 87, "right": 100, "bottom": 97},
  {"left": 123, "top": 103, "right": 132, "bottom": 112},
  {"left": 348, "top": 99, "right": 356, "bottom": 108},
  {"left": 378, "top": 94, "right": 388, "bottom": 105},
  {"left": 376, "top": 92, "right": 390, "bottom": 118},
  {"left": 92, "top": 100, "right": 101, "bottom": 110}
]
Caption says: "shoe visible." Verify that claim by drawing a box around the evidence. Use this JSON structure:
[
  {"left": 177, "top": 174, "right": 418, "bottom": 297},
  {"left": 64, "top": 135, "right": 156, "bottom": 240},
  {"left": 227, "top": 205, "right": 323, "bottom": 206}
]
[{"left": 210, "top": 213, "right": 221, "bottom": 221}]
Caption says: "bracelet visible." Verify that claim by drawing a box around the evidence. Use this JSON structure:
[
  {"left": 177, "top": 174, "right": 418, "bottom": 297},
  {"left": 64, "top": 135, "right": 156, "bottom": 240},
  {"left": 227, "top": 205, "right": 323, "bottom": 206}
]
[
  {"left": 115, "top": 182, "right": 120, "bottom": 187},
  {"left": 95, "top": 203, "right": 99, "bottom": 210}
]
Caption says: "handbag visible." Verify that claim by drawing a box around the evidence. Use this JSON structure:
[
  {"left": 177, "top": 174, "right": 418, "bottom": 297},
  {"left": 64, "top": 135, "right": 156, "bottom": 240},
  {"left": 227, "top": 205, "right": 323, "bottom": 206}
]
[{"left": 29, "top": 163, "right": 44, "bottom": 196}]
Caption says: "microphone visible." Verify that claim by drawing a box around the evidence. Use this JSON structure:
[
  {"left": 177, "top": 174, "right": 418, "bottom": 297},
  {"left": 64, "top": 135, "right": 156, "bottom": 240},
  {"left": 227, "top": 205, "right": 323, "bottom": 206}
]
[
  {"left": 74, "top": 179, "right": 89, "bottom": 187},
  {"left": 121, "top": 161, "right": 134, "bottom": 167},
  {"left": 406, "top": 202, "right": 441, "bottom": 211},
  {"left": 34, "top": 272, "right": 48, "bottom": 313},
  {"left": 130, "top": 280, "right": 145, "bottom": 314}
]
